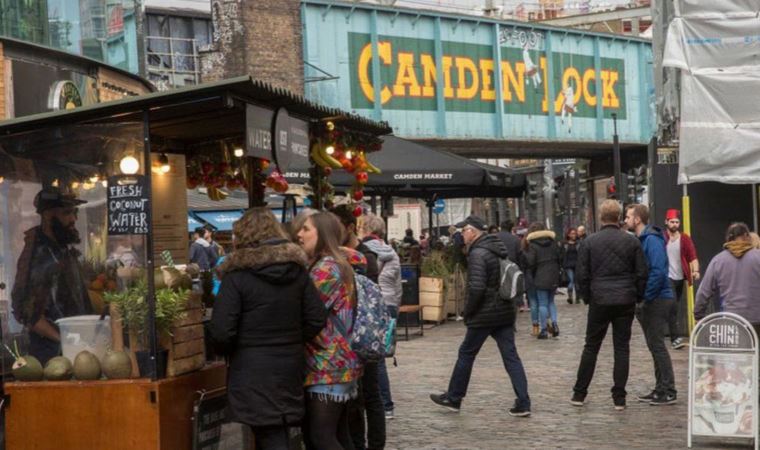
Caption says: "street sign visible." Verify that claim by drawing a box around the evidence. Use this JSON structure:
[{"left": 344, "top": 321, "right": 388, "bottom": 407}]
[
  {"left": 433, "top": 199, "right": 445, "bottom": 214},
  {"left": 688, "top": 312, "right": 759, "bottom": 450}
]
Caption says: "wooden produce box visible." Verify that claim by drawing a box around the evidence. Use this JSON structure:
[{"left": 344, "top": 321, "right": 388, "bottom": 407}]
[
  {"left": 164, "top": 291, "right": 206, "bottom": 377},
  {"left": 419, "top": 276, "right": 446, "bottom": 323},
  {"left": 5, "top": 363, "right": 226, "bottom": 450}
]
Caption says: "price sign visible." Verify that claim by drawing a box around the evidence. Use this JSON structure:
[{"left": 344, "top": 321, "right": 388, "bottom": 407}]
[
  {"left": 192, "top": 391, "right": 227, "bottom": 450},
  {"left": 107, "top": 175, "right": 150, "bottom": 235}
]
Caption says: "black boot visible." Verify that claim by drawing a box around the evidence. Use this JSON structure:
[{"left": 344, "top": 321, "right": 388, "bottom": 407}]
[
  {"left": 567, "top": 293, "right": 573, "bottom": 304},
  {"left": 552, "top": 322, "right": 560, "bottom": 338}
]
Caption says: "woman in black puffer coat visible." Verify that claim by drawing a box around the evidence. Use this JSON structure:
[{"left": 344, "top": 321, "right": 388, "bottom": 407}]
[
  {"left": 524, "top": 222, "right": 562, "bottom": 339},
  {"left": 209, "top": 207, "right": 326, "bottom": 449}
]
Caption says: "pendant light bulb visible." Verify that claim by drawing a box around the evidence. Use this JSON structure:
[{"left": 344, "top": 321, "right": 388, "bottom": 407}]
[
  {"left": 119, "top": 155, "right": 140, "bottom": 175},
  {"left": 158, "top": 153, "right": 171, "bottom": 174}
]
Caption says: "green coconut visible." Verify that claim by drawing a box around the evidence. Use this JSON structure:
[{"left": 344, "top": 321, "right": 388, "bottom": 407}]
[
  {"left": 44, "top": 356, "right": 73, "bottom": 381},
  {"left": 102, "top": 350, "right": 132, "bottom": 379},
  {"left": 73, "top": 350, "right": 102, "bottom": 380},
  {"left": 12, "top": 355, "right": 44, "bottom": 381},
  {"left": 4, "top": 342, "right": 43, "bottom": 381}
]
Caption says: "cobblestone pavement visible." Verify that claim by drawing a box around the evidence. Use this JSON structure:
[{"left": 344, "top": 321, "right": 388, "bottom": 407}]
[{"left": 384, "top": 294, "right": 748, "bottom": 450}]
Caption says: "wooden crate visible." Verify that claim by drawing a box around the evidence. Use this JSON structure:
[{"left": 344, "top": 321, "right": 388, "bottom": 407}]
[
  {"left": 422, "top": 305, "right": 446, "bottom": 323},
  {"left": 419, "top": 291, "right": 444, "bottom": 307},
  {"left": 419, "top": 276, "right": 445, "bottom": 293},
  {"left": 165, "top": 291, "right": 206, "bottom": 377}
]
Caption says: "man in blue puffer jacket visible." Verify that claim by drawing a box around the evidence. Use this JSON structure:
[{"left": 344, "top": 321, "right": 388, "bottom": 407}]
[{"left": 624, "top": 204, "right": 677, "bottom": 406}]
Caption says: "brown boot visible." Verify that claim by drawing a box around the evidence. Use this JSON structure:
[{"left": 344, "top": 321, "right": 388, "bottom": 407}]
[{"left": 531, "top": 324, "right": 539, "bottom": 336}]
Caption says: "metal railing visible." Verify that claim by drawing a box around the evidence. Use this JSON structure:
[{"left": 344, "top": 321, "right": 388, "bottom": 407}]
[{"left": 145, "top": 36, "right": 201, "bottom": 89}]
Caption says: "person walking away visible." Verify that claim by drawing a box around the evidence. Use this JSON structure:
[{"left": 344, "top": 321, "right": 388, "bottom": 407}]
[
  {"left": 361, "top": 214, "right": 403, "bottom": 421},
  {"left": 331, "top": 205, "right": 384, "bottom": 450},
  {"left": 570, "top": 200, "right": 648, "bottom": 411},
  {"left": 624, "top": 204, "right": 677, "bottom": 405},
  {"left": 498, "top": 220, "right": 525, "bottom": 312},
  {"left": 520, "top": 222, "right": 546, "bottom": 335},
  {"left": 297, "top": 212, "right": 363, "bottom": 449},
  {"left": 663, "top": 209, "right": 699, "bottom": 350},
  {"left": 430, "top": 215, "right": 531, "bottom": 417},
  {"left": 524, "top": 223, "right": 562, "bottom": 339},
  {"left": 563, "top": 228, "right": 580, "bottom": 304},
  {"left": 695, "top": 223, "right": 760, "bottom": 336},
  {"left": 189, "top": 226, "right": 216, "bottom": 270},
  {"left": 208, "top": 208, "right": 327, "bottom": 450}
]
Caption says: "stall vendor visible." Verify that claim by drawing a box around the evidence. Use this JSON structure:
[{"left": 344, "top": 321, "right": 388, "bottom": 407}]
[{"left": 11, "top": 188, "right": 92, "bottom": 365}]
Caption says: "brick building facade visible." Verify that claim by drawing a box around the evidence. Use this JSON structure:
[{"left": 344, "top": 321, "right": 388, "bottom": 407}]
[{"left": 201, "top": 0, "right": 304, "bottom": 95}]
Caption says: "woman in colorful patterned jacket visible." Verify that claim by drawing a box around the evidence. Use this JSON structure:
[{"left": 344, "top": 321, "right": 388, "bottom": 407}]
[{"left": 297, "top": 211, "right": 363, "bottom": 450}]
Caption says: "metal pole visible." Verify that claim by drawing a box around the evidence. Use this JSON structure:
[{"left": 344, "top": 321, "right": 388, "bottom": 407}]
[
  {"left": 142, "top": 110, "right": 159, "bottom": 380},
  {"left": 753, "top": 184, "right": 758, "bottom": 232},
  {"left": 612, "top": 113, "right": 622, "bottom": 200},
  {"left": 683, "top": 183, "right": 695, "bottom": 335}
]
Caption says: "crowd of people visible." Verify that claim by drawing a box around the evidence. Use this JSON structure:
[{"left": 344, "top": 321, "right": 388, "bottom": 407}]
[{"left": 199, "top": 198, "right": 760, "bottom": 449}]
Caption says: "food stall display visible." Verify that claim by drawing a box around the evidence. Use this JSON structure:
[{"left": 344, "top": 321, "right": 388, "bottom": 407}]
[{"left": 0, "top": 76, "right": 391, "bottom": 449}]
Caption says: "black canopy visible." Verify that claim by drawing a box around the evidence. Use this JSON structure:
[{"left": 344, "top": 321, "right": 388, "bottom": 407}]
[{"left": 286, "top": 136, "right": 526, "bottom": 199}]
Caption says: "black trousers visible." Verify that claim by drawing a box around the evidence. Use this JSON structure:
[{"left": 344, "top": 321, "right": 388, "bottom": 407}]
[
  {"left": 667, "top": 279, "right": 685, "bottom": 339},
  {"left": 252, "top": 425, "right": 290, "bottom": 450},
  {"left": 348, "top": 362, "right": 385, "bottom": 450},
  {"left": 573, "top": 303, "right": 636, "bottom": 401}
]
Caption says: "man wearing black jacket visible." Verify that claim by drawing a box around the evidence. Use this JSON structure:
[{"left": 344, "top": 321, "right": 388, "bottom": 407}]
[
  {"left": 430, "top": 215, "right": 531, "bottom": 417},
  {"left": 570, "top": 200, "right": 648, "bottom": 411}
]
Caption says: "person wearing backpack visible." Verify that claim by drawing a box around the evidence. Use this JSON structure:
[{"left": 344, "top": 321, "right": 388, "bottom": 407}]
[
  {"left": 332, "top": 206, "right": 385, "bottom": 450},
  {"left": 297, "top": 212, "right": 362, "bottom": 449},
  {"left": 430, "top": 215, "right": 531, "bottom": 417},
  {"left": 361, "top": 214, "right": 403, "bottom": 421}
]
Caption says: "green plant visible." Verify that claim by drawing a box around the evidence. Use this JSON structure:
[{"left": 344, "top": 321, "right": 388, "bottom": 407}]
[
  {"left": 420, "top": 250, "right": 451, "bottom": 278},
  {"left": 104, "top": 280, "right": 188, "bottom": 347}
]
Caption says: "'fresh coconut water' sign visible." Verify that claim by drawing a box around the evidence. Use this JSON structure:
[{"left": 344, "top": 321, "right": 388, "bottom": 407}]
[
  {"left": 107, "top": 175, "right": 150, "bottom": 235},
  {"left": 689, "top": 312, "right": 759, "bottom": 450}
]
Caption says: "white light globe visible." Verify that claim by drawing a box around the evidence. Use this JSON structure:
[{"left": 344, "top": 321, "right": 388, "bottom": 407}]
[{"left": 119, "top": 155, "right": 140, "bottom": 175}]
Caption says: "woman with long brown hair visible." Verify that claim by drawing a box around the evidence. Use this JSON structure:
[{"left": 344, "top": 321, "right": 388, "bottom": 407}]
[
  {"left": 208, "top": 207, "right": 326, "bottom": 450},
  {"left": 297, "top": 212, "right": 362, "bottom": 450}
]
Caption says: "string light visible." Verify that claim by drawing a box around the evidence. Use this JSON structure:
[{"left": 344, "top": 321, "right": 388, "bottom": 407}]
[
  {"left": 234, "top": 147, "right": 244, "bottom": 158},
  {"left": 326, "top": 146, "right": 335, "bottom": 155},
  {"left": 345, "top": 150, "right": 353, "bottom": 160}
]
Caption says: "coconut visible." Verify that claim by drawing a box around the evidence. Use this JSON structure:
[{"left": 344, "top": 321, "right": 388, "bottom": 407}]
[
  {"left": 44, "top": 356, "right": 73, "bottom": 381},
  {"left": 102, "top": 350, "right": 132, "bottom": 379},
  {"left": 12, "top": 355, "right": 43, "bottom": 381},
  {"left": 73, "top": 350, "right": 102, "bottom": 380}
]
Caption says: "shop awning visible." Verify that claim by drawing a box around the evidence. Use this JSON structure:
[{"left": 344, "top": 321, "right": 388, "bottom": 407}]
[
  {"left": 286, "top": 136, "right": 527, "bottom": 198},
  {"left": 188, "top": 214, "right": 203, "bottom": 232},
  {"left": 193, "top": 210, "right": 244, "bottom": 231}
]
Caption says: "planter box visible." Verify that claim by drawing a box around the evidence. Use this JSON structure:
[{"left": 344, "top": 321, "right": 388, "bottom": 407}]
[{"left": 419, "top": 276, "right": 446, "bottom": 323}]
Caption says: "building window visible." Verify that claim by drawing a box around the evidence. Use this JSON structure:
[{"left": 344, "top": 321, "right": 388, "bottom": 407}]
[{"left": 146, "top": 13, "right": 212, "bottom": 89}]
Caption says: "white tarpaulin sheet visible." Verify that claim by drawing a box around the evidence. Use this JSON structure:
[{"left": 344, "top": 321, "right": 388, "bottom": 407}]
[{"left": 663, "top": 0, "right": 760, "bottom": 184}]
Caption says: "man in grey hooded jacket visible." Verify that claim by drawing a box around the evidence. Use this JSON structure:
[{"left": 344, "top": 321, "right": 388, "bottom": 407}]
[{"left": 361, "top": 214, "right": 403, "bottom": 420}]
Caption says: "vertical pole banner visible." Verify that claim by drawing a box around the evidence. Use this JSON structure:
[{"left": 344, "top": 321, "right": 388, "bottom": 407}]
[
  {"left": 682, "top": 193, "right": 695, "bottom": 334},
  {"left": 688, "top": 312, "right": 759, "bottom": 450}
]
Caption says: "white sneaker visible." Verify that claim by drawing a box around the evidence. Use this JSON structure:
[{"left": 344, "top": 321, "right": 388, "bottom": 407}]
[{"left": 385, "top": 409, "right": 394, "bottom": 420}]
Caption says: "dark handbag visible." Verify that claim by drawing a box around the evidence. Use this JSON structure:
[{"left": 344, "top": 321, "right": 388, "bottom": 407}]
[{"left": 559, "top": 268, "right": 569, "bottom": 288}]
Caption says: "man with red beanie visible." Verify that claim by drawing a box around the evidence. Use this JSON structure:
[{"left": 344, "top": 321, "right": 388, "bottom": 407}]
[{"left": 664, "top": 209, "right": 699, "bottom": 350}]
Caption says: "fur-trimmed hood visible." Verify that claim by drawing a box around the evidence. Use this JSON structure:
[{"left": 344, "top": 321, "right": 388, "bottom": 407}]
[
  {"left": 526, "top": 230, "right": 556, "bottom": 244},
  {"left": 219, "top": 239, "right": 308, "bottom": 283}
]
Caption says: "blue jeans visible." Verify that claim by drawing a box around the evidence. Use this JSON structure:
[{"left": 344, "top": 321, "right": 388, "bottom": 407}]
[
  {"left": 527, "top": 286, "right": 539, "bottom": 324},
  {"left": 378, "top": 305, "right": 398, "bottom": 412},
  {"left": 446, "top": 325, "right": 531, "bottom": 409},
  {"left": 536, "top": 289, "right": 558, "bottom": 332},
  {"left": 566, "top": 268, "right": 576, "bottom": 297}
]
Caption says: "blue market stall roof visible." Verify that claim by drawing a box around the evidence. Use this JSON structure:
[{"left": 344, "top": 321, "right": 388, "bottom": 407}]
[{"left": 0, "top": 76, "right": 392, "bottom": 140}]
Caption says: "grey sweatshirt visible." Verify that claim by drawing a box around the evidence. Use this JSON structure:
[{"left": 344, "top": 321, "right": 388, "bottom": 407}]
[
  {"left": 695, "top": 247, "right": 760, "bottom": 324},
  {"left": 363, "top": 239, "right": 403, "bottom": 308}
]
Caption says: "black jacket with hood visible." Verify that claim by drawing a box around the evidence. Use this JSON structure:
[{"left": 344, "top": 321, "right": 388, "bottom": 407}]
[
  {"left": 209, "top": 239, "right": 327, "bottom": 428},
  {"left": 464, "top": 233, "right": 516, "bottom": 328},
  {"left": 524, "top": 230, "right": 562, "bottom": 290}
]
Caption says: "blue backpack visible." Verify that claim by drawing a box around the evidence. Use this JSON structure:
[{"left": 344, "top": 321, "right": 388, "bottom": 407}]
[{"left": 346, "top": 274, "right": 389, "bottom": 363}]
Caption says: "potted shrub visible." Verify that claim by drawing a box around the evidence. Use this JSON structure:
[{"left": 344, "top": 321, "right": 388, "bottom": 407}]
[{"left": 104, "top": 280, "right": 188, "bottom": 378}]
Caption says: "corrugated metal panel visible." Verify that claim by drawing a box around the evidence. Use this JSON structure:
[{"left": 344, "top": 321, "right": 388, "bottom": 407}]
[{"left": 303, "top": 0, "right": 654, "bottom": 146}]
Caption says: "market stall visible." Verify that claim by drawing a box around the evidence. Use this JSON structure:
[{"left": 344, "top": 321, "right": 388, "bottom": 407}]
[{"left": 0, "top": 76, "right": 390, "bottom": 449}]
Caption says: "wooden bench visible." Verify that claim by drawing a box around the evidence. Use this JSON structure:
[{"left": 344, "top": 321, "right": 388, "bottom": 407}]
[{"left": 398, "top": 305, "right": 426, "bottom": 341}]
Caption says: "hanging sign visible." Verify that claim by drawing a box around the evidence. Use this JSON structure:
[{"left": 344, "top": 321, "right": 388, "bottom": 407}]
[
  {"left": 246, "top": 104, "right": 274, "bottom": 160},
  {"left": 688, "top": 312, "right": 759, "bottom": 450},
  {"left": 107, "top": 175, "right": 150, "bottom": 235},
  {"left": 272, "top": 107, "right": 310, "bottom": 172}
]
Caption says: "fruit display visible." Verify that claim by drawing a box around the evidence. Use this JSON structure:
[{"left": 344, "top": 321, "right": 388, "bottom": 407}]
[
  {"left": 265, "top": 169, "right": 289, "bottom": 193},
  {"left": 186, "top": 142, "right": 247, "bottom": 193},
  {"left": 102, "top": 350, "right": 133, "bottom": 379},
  {"left": 4, "top": 342, "right": 43, "bottom": 381},
  {"left": 44, "top": 356, "right": 73, "bottom": 381},
  {"left": 73, "top": 351, "right": 102, "bottom": 380}
]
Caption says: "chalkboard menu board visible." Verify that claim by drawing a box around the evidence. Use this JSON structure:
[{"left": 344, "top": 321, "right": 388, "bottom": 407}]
[
  {"left": 107, "top": 175, "right": 150, "bottom": 235},
  {"left": 192, "top": 392, "right": 227, "bottom": 450}
]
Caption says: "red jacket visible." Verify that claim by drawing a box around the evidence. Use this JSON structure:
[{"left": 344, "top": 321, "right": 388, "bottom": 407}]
[{"left": 667, "top": 232, "right": 698, "bottom": 285}]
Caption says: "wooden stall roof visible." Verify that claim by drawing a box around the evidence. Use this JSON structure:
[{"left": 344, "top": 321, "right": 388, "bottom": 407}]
[{"left": 0, "top": 76, "right": 393, "bottom": 140}]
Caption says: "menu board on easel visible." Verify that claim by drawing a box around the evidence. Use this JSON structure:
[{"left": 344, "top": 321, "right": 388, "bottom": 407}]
[{"left": 151, "top": 153, "right": 189, "bottom": 264}]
